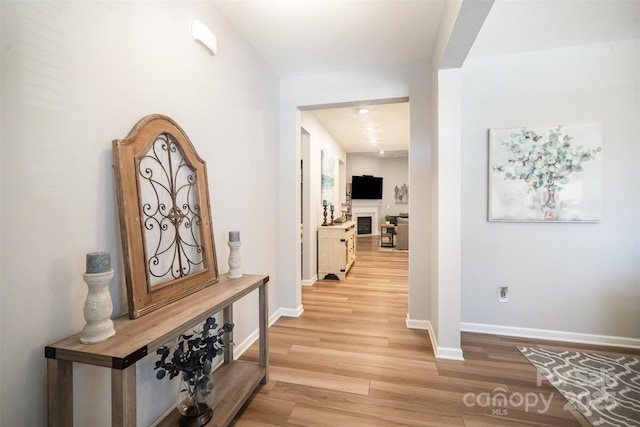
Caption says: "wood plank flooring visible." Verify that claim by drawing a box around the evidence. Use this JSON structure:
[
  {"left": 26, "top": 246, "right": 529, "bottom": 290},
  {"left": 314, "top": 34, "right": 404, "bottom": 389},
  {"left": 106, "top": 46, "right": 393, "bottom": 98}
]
[{"left": 232, "top": 235, "right": 637, "bottom": 426}]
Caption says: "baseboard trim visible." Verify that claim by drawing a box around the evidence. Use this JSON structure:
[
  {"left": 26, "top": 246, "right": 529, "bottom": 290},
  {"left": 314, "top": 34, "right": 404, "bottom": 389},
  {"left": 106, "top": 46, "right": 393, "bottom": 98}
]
[
  {"left": 461, "top": 322, "right": 640, "bottom": 350},
  {"left": 406, "top": 315, "right": 464, "bottom": 361},
  {"left": 434, "top": 345, "right": 465, "bottom": 361},
  {"left": 301, "top": 276, "right": 317, "bottom": 286},
  {"left": 279, "top": 305, "right": 304, "bottom": 318},
  {"left": 233, "top": 328, "right": 259, "bottom": 358},
  {"left": 405, "top": 316, "right": 430, "bottom": 330},
  {"left": 269, "top": 311, "right": 281, "bottom": 327}
]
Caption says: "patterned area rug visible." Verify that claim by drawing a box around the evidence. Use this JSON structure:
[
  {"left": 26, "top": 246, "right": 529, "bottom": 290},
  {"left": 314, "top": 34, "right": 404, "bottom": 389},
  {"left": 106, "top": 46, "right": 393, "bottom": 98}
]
[{"left": 518, "top": 346, "right": 640, "bottom": 426}]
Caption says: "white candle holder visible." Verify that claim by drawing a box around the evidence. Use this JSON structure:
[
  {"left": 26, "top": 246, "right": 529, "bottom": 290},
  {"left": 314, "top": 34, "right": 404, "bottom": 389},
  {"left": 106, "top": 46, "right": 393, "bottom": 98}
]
[
  {"left": 80, "top": 269, "right": 116, "bottom": 344},
  {"left": 228, "top": 241, "right": 243, "bottom": 279}
]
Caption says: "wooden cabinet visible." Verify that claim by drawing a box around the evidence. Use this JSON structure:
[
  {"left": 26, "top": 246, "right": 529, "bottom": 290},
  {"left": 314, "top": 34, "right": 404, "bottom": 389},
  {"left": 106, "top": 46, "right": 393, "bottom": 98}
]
[
  {"left": 318, "top": 221, "right": 356, "bottom": 280},
  {"left": 45, "top": 274, "right": 269, "bottom": 427}
]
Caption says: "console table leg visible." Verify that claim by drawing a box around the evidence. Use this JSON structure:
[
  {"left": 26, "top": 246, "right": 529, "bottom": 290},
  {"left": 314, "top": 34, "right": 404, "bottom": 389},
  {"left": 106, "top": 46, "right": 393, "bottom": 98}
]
[
  {"left": 259, "top": 282, "right": 269, "bottom": 383},
  {"left": 223, "top": 305, "right": 234, "bottom": 364},
  {"left": 111, "top": 364, "right": 136, "bottom": 427},
  {"left": 47, "top": 358, "right": 73, "bottom": 427}
]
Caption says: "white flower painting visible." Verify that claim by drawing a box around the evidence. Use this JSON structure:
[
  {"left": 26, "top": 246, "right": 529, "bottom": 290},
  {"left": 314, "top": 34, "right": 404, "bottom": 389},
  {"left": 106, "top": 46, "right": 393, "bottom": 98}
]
[{"left": 489, "top": 123, "right": 602, "bottom": 222}]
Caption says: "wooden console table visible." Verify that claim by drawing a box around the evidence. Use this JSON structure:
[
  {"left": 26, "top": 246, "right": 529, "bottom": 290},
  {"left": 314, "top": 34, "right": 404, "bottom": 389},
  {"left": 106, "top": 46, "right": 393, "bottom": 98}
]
[{"left": 45, "top": 274, "right": 269, "bottom": 427}]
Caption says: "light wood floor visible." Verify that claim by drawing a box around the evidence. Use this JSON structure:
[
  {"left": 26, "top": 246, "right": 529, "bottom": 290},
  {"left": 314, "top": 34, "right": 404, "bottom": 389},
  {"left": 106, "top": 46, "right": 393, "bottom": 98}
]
[{"left": 233, "top": 236, "right": 635, "bottom": 426}]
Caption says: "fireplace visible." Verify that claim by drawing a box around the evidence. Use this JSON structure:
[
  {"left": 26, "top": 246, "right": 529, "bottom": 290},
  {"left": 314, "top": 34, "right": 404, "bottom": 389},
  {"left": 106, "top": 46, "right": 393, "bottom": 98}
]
[
  {"left": 357, "top": 216, "right": 372, "bottom": 235},
  {"left": 352, "top": 204, "right": 380, "bottom": 236}
]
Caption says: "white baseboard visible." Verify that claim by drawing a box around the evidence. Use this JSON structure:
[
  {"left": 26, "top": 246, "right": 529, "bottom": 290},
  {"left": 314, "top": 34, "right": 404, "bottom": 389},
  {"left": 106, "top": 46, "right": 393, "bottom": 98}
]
[
  {"left": 461, "top": 322, "right": 640, "bottom": 350},
  {"left": 233, "top": 327, "right": 260, "bottom": 358},
  {"left": 269, "top": 311, "right": 281, "bottom": 327},
  {"left": 279, "top": 304, "right": 304, "bottom": 318},
  {"left": 405, "top": 316, "right": 430, "bottom": 330},
  {"left": 406, "top": 315, "right": 464, "bottom": 361},
  {"left": 301, "top": 275, "right": 317, "bottom": 286}
]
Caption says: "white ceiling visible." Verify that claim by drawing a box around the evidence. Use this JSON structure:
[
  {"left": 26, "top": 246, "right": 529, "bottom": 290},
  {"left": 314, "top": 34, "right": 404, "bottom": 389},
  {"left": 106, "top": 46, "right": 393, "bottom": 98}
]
[
  {"left": 309, "top": 101, "right": 410, "bottom": 156},
  {"left": 212, "top": 0, "right": 639, "bottom": 155},
  {"left": 212, "top": 0, "right": 446, "bottom": 77},
  {"left": 212, "top": 0, "right": 443, "bottom": 155},
  {"left": 468, "top": 0, "right": 640, "bottom": 58}
]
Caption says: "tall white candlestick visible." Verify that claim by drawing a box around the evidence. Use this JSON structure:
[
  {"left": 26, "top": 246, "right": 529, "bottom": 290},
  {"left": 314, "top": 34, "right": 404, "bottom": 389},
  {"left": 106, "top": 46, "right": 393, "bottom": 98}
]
[
  {"left": 80, "top": 268, "right": 116, "bottom": 344},
  {"left": 228, "top": 241, "right": 242, "bottom": 279}
]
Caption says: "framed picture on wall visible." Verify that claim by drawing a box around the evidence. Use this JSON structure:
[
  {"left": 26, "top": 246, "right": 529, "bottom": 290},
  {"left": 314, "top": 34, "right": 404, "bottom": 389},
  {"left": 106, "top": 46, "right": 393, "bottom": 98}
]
[
  {"left": 489, "top": 123, "right": 603, "bottom": 222},
  {"left": 321, "top": 149, "right": 334, "bottom": 203}
]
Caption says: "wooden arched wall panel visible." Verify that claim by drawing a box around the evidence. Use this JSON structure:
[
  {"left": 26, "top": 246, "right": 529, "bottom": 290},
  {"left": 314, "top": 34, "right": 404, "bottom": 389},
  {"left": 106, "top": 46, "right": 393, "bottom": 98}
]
[{"left": 113, "top": 114, "right": 218, "bottom": 318}]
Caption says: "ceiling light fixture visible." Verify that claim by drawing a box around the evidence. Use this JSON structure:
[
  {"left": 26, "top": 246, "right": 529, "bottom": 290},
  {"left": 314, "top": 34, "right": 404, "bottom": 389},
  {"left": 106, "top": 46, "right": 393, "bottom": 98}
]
[
  {"left": 379, "top": 150, "right": 385, "bottom": 154},
  {"left": 369, "top": 138, "right": 377, "bottom": 143},
  {"left": 358, "top": 108, "right": 369, "bottom": 115}
]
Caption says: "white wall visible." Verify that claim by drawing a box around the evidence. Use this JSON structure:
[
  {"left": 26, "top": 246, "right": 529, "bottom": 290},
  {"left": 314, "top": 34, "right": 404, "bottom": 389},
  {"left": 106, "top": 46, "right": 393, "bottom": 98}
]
[
  {"left": 426, "top": 0, "right": 465, "bottom": 359},
  {"left": 0, "top": 1, "right": 279, "bottom": 425},
  {"left": 346, "top": 154, "right": 409, "bottom": 220},
  {"left": 461, "top": 39, "right": 640, "bottom": 339},
  {"left": 278, "top": 63, "right": 432, "bottom": 321},
  {"left": 300, "top": 112, "right": 346, "bottom": 280}
]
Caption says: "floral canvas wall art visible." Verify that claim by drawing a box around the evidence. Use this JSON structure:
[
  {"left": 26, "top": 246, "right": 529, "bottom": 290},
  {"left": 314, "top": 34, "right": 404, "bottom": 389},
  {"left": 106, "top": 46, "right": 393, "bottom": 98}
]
[
  {"left": 489, "top": 123, "right": 602, "bottom": 222},
  {"left": 321, "top": 149, "right": 334, "bottom": 203}
]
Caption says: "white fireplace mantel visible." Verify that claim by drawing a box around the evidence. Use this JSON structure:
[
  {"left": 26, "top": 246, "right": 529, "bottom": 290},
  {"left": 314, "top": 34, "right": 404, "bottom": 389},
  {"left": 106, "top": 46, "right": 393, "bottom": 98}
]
[{"left": 352, "top": 203, "right": 381, "bottom": 235}]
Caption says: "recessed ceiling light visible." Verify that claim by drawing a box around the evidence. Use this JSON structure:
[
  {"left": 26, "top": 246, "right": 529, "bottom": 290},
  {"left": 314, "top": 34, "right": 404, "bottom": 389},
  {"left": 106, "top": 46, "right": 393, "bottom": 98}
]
[
  {"left": 358, "top": 108, "right": 369, "bottom": 115},
  {"left": 364, "top": 126, "right": 374, "bottom": 132},
  {"left": 369, "top": 138, "right": 377, "bottom": 143},
  {"left": 379, "top": 150, "right": 385, "bottom": 154}
]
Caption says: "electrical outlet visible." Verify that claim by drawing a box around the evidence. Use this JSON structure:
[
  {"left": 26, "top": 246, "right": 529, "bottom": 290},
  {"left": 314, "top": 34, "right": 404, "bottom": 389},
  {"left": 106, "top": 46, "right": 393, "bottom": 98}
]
[{"left": 498, "top": 286, "right": 509, "bottom": 303}]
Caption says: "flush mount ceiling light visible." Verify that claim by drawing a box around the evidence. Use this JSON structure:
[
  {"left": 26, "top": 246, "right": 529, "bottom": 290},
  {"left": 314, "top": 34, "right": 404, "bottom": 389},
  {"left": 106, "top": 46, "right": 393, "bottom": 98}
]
[
  {"left": 357, "top": 108, "right": 369, "bottom": 115},
  {"left": 192, "top": 19, "right": 217, "bottom": 56},
  {"left": 369, "top": 138, "right": 378, "bottom": 144}
]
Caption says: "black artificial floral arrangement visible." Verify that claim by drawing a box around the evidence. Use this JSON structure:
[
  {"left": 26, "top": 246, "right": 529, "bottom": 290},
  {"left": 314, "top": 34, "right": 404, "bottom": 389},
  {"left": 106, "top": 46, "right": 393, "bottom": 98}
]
[{"left": 154, "top": 317, "right": 234, "bottom": 404}]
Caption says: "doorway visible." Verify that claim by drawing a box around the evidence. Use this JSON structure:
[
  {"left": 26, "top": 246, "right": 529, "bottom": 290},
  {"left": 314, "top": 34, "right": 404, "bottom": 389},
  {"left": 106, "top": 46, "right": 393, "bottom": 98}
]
[
  {"left": 298, "top": 98, "right": 410, "bottom": 284},
  {"left": 301, "top": 128, "right": 313, "bottom": 284}
]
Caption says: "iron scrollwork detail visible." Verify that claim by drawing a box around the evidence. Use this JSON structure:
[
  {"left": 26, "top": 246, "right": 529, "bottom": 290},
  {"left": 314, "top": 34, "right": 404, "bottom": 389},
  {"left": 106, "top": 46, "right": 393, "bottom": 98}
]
[{"left": 139, "top": 133, "right": 204, "bottom": 286}]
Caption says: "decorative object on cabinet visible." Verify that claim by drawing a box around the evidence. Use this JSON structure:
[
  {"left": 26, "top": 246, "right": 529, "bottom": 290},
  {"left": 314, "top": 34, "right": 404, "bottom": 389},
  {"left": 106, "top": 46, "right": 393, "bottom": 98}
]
[
  {"left": 321, "top": 200, "right": 329, "bottom": 226},
  {"left": 489, "top": 123, "right": 602, "bottom": 222},
  {"left": 112, "top": 114, "right": 219, "bottom": 319},
  {"left": 155, "top": 317, "right": 234, "bottom": 427},
  {"left": 227, "top": 231, "right": 242, "bottom": 279},
  {"left": 80, "top": 251, "right": 116, "bottom": 344},
  {"left": 45, "top": 274, "right": 269, "bottom": 427},
  {"left": 318, "top": 221, "right": 356, "bottom": 280}
]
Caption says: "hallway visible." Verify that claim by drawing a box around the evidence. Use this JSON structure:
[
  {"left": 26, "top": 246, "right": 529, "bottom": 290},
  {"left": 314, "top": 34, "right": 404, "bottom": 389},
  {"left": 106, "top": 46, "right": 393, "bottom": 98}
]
[{"left": 234, "top": 236, "right": 595, "bottom": 426}]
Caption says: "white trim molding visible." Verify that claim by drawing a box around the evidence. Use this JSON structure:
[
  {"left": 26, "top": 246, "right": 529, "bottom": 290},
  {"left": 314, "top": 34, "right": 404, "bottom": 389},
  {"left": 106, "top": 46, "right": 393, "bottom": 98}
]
[
  {"left": 301, "top": 275, "right": 317, "bottom": 286},
  {"left": 278, "top": 305, "right": 304, "bottom": 318},
  {"left": 406, "top": 316, "right": 430, "bottom": 330},
  {"left": 406, "top": 315, "right": 465, "bottom": 361},
  {"left": 461, "top": 322, "right": 640, "bottom": 350}
]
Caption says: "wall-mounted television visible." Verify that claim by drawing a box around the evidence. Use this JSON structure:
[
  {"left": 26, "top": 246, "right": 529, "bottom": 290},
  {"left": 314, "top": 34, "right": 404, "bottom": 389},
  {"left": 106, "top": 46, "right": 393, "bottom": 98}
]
[{"left": 351, "top": 175, "right": 383, "bottom": 199}]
